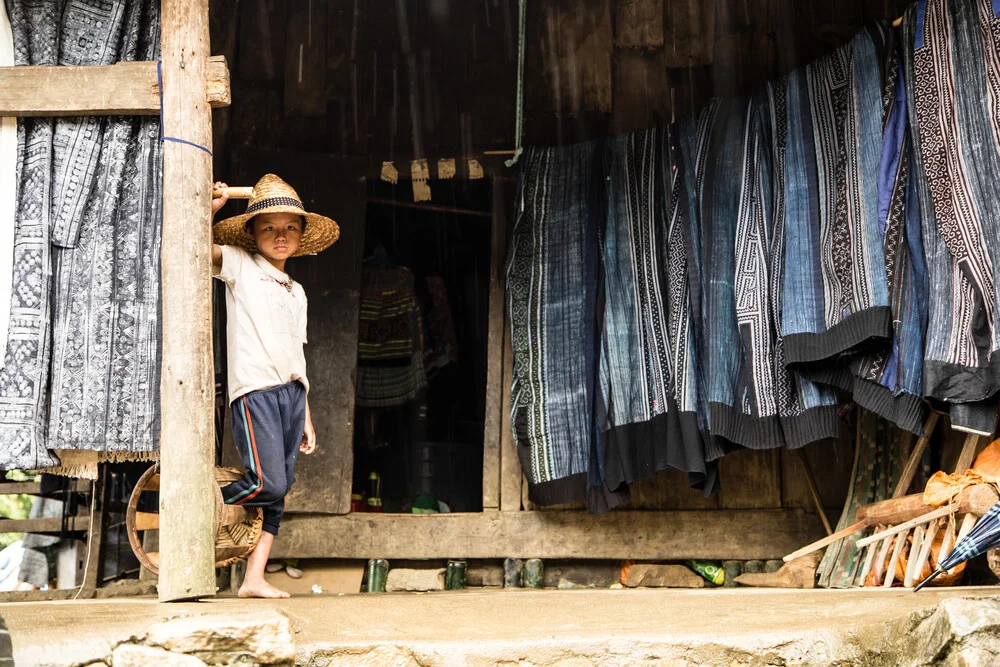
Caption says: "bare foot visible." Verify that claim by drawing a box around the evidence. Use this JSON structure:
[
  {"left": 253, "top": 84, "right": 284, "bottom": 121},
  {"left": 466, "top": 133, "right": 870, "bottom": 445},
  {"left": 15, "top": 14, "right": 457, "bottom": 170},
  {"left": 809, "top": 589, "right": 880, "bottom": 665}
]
[{"left": 238, "top": 579, "right": 290, "bottom": 599}]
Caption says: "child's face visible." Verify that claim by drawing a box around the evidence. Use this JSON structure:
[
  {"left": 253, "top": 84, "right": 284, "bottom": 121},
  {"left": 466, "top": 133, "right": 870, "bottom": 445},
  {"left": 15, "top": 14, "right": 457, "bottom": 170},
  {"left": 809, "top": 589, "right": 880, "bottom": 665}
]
[{"left": 251, "top": 213, "right": 303, "bottom": 262}]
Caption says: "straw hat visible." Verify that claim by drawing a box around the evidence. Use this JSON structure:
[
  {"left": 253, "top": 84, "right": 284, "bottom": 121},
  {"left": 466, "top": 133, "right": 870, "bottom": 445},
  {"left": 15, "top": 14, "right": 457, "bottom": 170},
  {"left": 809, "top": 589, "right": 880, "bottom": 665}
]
[{"left": 212, "top": 174, "right": 340, "bottom": 257}]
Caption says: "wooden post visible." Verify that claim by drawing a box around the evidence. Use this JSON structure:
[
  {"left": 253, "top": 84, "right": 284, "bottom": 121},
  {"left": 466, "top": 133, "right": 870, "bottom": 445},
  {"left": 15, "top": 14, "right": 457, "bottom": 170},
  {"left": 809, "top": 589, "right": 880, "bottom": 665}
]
[{"left": 157, "top": 0, "right": 217, "bottom": 602}]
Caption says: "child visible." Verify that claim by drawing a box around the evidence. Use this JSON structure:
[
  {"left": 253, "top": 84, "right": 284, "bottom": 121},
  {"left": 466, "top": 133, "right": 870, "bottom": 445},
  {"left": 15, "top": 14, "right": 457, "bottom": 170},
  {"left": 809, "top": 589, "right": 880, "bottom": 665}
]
[{"left": 211, "top": 173, "right": 340, "bottom": 598}]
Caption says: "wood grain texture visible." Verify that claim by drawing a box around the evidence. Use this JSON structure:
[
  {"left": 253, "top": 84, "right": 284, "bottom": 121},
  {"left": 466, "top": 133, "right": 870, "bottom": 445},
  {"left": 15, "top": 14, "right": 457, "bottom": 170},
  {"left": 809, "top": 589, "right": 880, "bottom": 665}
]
[
  {"left": 273, "top": 509, "right": 824, "bottom": 560},
  {"left": 528, "top": 0, "right": 613, "bottom": 114},
  {"left": 0, "top": 56, "right": 230, "bottom": 117},
  {"left": 284, "top": 0, "right": 328, "bottom": 117},
  {"left": 781, "top": 434, "right": 852, "bottom": 510},
  {"left": 623, "top": 468, "right": 718, "bottom": 510},
  {"left": 611, "top": 49, "right": 670, "bottom": 134},
  {"left": 663, "top": 0, "right": 715, "bottom": 67},
  {"left": 500, "top": 326, "right": 523, "bottom": 511},
  {"left": 615, "top": 0, "right": 664, "bottom": 47},
  {"left": 482, "top": 177, "right": 509, "bottom": 510},
  {"left": 158, "top": 0, "right": 218, "bottom": 602},
  {"left": 718, "top": 448, "right": 782, "bottom": 509}
]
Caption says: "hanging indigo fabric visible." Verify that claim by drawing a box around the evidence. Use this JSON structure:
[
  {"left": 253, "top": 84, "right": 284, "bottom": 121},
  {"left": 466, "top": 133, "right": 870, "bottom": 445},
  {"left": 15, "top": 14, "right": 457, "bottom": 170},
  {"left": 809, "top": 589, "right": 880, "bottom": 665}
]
[
  {"left": 506, "top": 142, "right": 616, "bottom": 509},
  {"left": 600, "top": 126, "right": 710, "bottom": 494},
  {"left": 906, "top": 0, "right": 1000, "bottom": 434},
  {"left": 691, "top": 90, "right": 839, "bottom": 452},
  {"left": 782, "top": 26, "right": 893, "bottom": 366},
  {"left": 792, "top": 23, "right": 930, "bottom": 435},
  {"left": 0, "top": 0, "right": 67, "bottom": 471},
  {"left": 46, "top": 0, "right": 162, "bottom": 460},
  {"left": 0, "top": 0, "right": 163, "bottom": 471}
]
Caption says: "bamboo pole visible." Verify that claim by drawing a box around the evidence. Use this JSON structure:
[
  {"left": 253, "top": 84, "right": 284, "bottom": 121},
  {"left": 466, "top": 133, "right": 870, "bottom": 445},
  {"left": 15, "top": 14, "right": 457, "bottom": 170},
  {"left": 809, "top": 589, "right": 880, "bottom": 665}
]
[
  {"left": 796, "top": 448, "right": 833, "bottom": 535},
  {"left": 782, "top": 520, "right": 868, "bottom": 562},
  {"left": 857, "top": 506, "right": 953, "bottom": 548},
  {"left": 157, "top": 0, "right": 217, "bottom": 602}
]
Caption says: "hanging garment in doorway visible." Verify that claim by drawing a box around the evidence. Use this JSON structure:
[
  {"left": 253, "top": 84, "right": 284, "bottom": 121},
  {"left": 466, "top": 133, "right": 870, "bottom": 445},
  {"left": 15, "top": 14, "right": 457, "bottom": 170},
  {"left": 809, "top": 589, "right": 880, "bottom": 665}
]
[
  {"left": 785, "top": 23, "right": 930, "bottom": 436},
  {"left": 904, "top": 0, "right": 1000, "bottom": 432},
  {"left": 690, "top": 89, "right": 840, "bottom": 453},
  {"left": 506, "top": 142, "right": 622, "bottom": 509},
  {"left": 599, "top": 126, "right": 711, "bottom": 494},
  {"left": 781, "top": 25, "right": 894, "bottom": 368},
  {"left": 0, "top": 0, "right": 163, "bottom": 471},
  {"left": 355, "top": 264, "right": 428, "bottom": 408}
]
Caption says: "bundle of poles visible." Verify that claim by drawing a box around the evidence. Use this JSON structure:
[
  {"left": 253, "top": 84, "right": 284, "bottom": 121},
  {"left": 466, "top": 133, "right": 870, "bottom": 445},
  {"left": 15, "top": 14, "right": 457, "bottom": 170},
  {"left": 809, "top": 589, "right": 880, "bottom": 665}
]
[{"left": 783, "top": 416, "right": 996, "bottom": 588}]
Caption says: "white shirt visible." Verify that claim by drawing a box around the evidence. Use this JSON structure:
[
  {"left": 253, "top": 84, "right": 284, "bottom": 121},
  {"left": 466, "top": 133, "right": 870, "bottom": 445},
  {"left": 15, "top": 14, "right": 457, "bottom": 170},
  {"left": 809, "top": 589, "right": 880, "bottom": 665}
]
[{"left": 213, "top": 245, "right": 309, "bottom": 404}]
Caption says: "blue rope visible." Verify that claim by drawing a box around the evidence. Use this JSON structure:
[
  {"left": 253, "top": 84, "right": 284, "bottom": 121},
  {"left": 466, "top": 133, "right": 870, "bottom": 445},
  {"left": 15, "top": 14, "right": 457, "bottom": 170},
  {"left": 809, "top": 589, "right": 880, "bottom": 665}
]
[{"left": 156, "top": 60, "right": 213, "bottom": 157}]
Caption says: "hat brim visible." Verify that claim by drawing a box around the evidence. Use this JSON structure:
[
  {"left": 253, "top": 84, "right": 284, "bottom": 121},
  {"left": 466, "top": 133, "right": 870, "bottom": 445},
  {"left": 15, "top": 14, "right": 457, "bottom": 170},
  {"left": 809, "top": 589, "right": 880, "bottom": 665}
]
[{"left": 212, "top": 205, "right": 340, "bottom": 257}]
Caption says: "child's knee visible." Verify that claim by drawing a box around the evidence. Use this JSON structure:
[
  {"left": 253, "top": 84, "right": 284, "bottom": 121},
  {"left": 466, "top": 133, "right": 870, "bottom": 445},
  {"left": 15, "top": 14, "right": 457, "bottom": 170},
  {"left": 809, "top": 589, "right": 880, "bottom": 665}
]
[{"left": 257, "top": 480, "right": 290, "bottom": 505}]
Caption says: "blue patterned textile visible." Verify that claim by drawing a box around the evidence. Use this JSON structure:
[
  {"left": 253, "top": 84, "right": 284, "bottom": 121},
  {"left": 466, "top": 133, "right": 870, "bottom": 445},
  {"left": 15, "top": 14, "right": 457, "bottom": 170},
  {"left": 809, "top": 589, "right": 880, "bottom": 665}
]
[
  {"left": 506, "top": 142, "right": 628, "bottom": 509},
  {"left": 600, "top": 127, "right": 710, "bottom": 493}
]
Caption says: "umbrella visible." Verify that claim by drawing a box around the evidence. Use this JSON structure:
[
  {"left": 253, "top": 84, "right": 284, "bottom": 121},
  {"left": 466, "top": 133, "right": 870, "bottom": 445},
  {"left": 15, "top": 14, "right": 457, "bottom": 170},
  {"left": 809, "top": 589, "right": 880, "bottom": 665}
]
[{"left": 914, "top": 500, "right": 1000, "bottom": 591}]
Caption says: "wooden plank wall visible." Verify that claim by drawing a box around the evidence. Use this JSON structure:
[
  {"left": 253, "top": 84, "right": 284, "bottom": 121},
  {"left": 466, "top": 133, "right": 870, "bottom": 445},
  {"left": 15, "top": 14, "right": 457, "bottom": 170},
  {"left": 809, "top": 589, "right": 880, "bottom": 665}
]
[
  {"left": 210, "top": 0, "right": 909, "bottom": 524},
  {"left": 212, "top": 0, "right": 913, "bottom": 169}
]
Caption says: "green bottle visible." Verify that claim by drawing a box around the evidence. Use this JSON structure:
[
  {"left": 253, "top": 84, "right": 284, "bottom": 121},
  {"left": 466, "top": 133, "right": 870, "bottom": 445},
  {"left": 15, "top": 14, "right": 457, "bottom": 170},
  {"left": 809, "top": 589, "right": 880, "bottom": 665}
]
[
  {"left": 366, "top": 559, "right": 388, "bottom": 593},
  {"left": 685, "top": 560, "right": 724, "bottom": 586},
  {"left": 446, "top": 561, "right": 467, "bottom": 590}
]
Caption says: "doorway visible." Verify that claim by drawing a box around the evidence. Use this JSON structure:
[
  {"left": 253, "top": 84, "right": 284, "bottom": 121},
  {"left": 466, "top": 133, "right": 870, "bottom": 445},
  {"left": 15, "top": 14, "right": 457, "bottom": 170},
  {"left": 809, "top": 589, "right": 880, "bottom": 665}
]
[{"left": 351, "top": 177, "right": 492, "bottom": 514}]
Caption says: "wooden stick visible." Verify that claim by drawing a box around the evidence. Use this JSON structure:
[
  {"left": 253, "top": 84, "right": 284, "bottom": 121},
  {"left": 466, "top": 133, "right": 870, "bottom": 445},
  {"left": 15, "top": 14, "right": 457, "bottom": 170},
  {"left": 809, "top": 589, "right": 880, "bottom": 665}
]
[
  {"left": 883, "top": 528, "right": 909, "bottom": 587},
  {"left": 893, "top": 412, "right": 938, "bottom": 498},
  {"left": 366, "top": 197, "right": 493, "bottom": 218},
  {"left": 939, "top": 514, "right": 956, "bottom": 564},
  {"left": 874, "top": 533, "right": 894, "bottom": 583},
  {"left": 796, "top": 449, "right": 833, "bottom": 535},
  {"left": 857, "top": 506, "right": 953, "bottom": 548},
  {"left": 911, "top": 518, "right": 941, "bottom": 587},
  {"left": 904, "top": 524, "right": 925, "bottom": 587},
  {"left": 212, "top": 186, "right": 253, "bottom": 199},
  {"left": 956, "top": 512, "right": 978, "bottom": 542},
  {"left": 892, "top": 17, "right": 902, "bottom": 27},
  {"left": 954, "top": 432, "right": 982, "bottom": 475},
  {"left": 158, "top": 0, "right": 218, "bottom": 603},
  {"left": 859, "top": 540, "right": 879, "bottom": 584},
  {"left": 947, "top": 513, "right": 980, "bottom": 575},
  {"left": 783, "top": 519, "right": 868, "bottom": 562}
]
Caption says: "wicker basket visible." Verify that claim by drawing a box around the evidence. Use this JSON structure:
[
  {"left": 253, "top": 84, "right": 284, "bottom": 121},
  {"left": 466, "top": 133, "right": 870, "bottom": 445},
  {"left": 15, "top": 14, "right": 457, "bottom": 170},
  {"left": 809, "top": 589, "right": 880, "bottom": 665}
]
[{"left": 126, "top": 464, "right": 264, "bottom": 575}]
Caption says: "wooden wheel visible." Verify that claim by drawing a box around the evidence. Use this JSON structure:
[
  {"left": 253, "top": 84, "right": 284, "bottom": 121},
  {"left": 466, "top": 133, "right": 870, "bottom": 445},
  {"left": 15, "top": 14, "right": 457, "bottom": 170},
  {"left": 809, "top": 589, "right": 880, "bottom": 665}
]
[{"left": 126, "top": 464, "right": 263, "bottom": 575}]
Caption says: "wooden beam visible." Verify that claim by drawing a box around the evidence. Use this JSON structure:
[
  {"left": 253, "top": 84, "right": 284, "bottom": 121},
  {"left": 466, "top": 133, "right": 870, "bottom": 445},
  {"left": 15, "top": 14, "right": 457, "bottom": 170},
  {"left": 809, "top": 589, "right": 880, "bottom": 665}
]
[
  {"left": 495, "top": 175, "right": 521, "bottom": 512},
  {"left": 0, "top": 56, "right": 230, "bottom": 117},
  {"left": 79, "top": 475, "right": 107, "bottom": 596},
  {"left": 499, "top": 325, "right": 522, "bottom": 511},
  {"left": 158, "top": 0, "right": 217, "bottom": 603},
  {"left": 954, "top": 432, "right": 982, "bottom": 475},
  {"left": 0, "top": 517, "right": 90, "bottom": 534},
  {"left": 0, "top": 480, "right": 90, "bottom": 495},
  {"left": 272, "top": 509, "right": 825, "bottom": 561},
  {"left": 482, "top": 177, "right": 509, "bottom": 511}
]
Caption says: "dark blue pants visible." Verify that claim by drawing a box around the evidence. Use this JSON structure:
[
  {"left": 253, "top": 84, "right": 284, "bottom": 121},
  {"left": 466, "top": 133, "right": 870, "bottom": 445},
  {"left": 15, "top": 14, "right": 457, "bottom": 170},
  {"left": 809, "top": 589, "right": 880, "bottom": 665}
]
[{"left": 221, "top": 381, "right": 306, "bottom": 535}]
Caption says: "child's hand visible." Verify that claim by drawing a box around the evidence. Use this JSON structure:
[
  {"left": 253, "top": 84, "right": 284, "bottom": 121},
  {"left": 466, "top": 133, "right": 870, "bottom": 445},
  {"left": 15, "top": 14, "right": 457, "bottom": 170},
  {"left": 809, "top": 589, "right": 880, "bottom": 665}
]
[
  {"left": 301, "top": 415, "right": 316, "bottom": 455},
  {"left": 212, "top": 181, "right": 229, "bottom": 219}
]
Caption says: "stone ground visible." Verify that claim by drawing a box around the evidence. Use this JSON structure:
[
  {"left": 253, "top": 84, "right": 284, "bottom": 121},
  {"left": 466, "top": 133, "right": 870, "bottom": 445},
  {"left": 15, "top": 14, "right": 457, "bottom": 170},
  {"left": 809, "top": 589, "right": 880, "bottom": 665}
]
[{"left": 2, "top": 587, "right": 1000, "bottom": 666}]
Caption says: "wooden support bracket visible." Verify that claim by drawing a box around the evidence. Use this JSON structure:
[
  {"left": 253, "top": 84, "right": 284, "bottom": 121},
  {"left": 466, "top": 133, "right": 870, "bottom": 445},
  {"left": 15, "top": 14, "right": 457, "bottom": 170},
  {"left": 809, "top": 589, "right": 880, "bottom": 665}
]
[{"left": 0, "top": 56, "right": 230, "bottom": 117}]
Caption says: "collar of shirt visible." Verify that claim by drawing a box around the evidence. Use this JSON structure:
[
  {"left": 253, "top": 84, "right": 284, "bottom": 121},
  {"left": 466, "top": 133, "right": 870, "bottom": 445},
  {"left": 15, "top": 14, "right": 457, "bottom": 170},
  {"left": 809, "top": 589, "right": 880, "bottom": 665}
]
[{"left": 253, "top": 253, "right": 294, "bottom": 290}]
